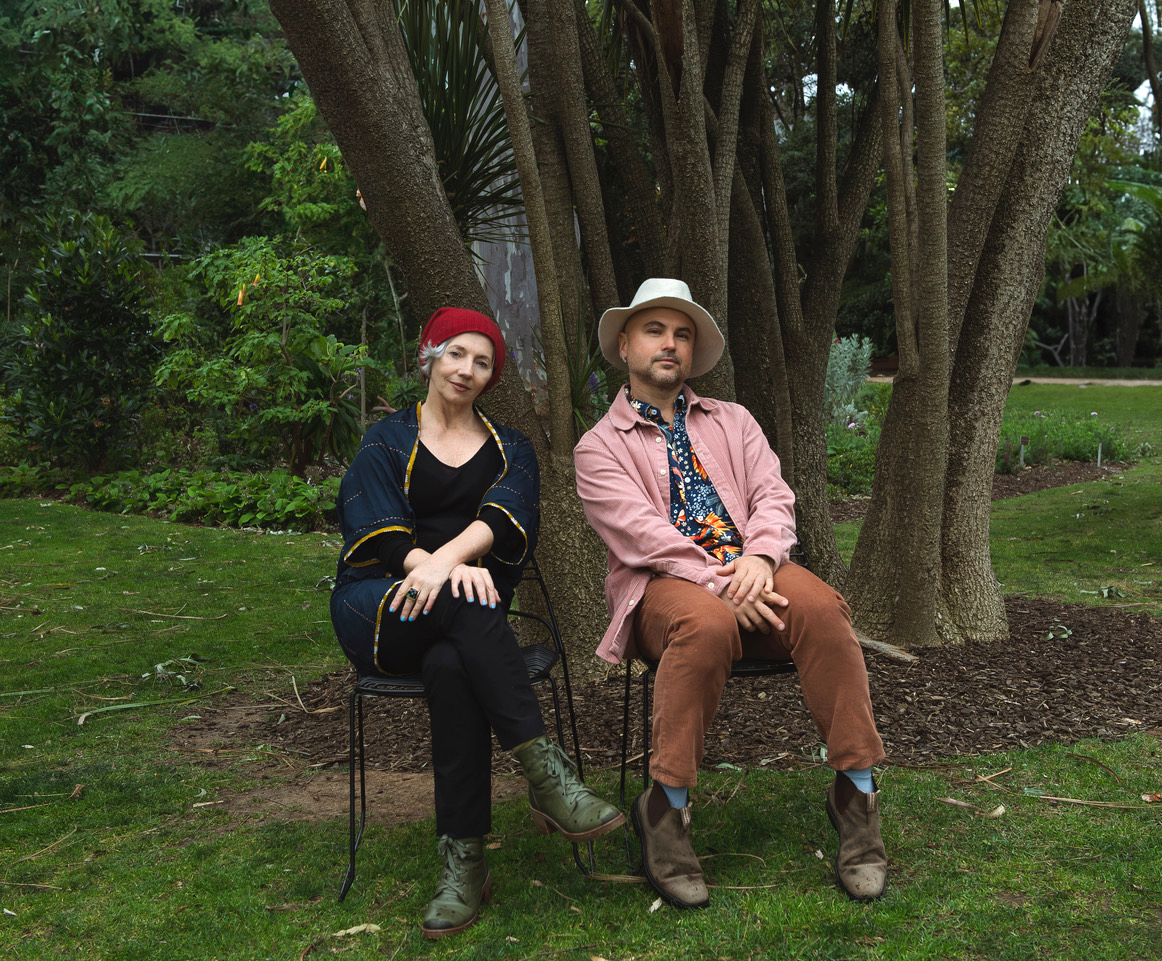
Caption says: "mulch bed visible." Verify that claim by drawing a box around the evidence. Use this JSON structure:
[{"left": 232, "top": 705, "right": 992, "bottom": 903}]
[
  {"left": 200, "top": 459, "right": 1158, "bottom": 780},
  {"left": 259, "top": 596, "right": 1161, "bottom": 779}
]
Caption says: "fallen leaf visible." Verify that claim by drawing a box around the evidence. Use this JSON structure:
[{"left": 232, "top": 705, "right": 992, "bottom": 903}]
[
  {"left": 333, "top": 924, "right": 380, "bottom": 937},
  {"left": 939, "top": 797, "right": 1006, "bottom": 818},
  {"left": 649, "top": 897, "right": 664, "bottom": 913},
  {"left": 1142, "top": 793, "right": 1162, "bottom": 803}
]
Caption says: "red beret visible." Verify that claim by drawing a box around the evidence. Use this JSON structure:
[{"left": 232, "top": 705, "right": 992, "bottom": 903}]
[{"left": 418, "top": 307, "right": 507, "bottom": 394}]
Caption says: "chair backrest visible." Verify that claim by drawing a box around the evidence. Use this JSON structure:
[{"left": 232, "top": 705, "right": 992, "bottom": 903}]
[{"left": 508, "top": 555, "right": 566, "bottom": 662}]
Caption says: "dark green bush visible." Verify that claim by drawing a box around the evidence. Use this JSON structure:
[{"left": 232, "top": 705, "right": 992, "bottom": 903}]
[
  {"left": 71, "top": 468, "right": 340, "bottom": 532},
  {"left": 2, "top": 212, "right": 158, "bottom": 471}
]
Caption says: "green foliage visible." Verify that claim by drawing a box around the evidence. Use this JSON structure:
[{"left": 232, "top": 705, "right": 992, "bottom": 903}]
[
  {"left": 397, "top": 0, "right": 524, "bottom": 245},
  {"left": 244, "top": 91, "right": 378, "bottom": 254},
  {"left": 826, "top": 381, "right": 889, "bottom": 498},
  {"left": 824, "top": 334, "right": 874, "bottom": 427},
  {"left": 996, "top": 408, "right": 1130, "bottom": 474},
  {"left": 1, "top": 0, "right": 295, "bottom": 248},
  {"left": 71, "top": 467, "right": 339, "bottom": 531},
  {"left": 154, "top": 236, "right": 366, "bottom": 470},
  {"left": 2, "top": 211, "right": 157, "bottom": 470}
]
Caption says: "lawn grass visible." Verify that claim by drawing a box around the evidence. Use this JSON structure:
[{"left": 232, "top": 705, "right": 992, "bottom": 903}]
[
  {"left": 835, "top": 384, "right": 1162, "bottom": 619},
  {"left": 1014, "top": 365, "right": 1162, "bottom": 382},
  {"left": 1003, "top": 382, "right": 1162, "bottom": 450},
  {"left": 3, "top": 382, "right": 1161, "bottom": 959}
]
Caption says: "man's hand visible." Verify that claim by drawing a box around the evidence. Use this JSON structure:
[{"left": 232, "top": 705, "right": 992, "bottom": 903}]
[
  {"left": 715, "top": 554, "right": 775, "bottom": 606},
  {"left": 724, "top": 590, "right": 789, "bottom": 634}
]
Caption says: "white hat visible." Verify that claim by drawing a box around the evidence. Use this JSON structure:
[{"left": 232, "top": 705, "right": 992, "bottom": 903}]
[{"left": 598, "top": 278, "right": 725, "bottom": 378}]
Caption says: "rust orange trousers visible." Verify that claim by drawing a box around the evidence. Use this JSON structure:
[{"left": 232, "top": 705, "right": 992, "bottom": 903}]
[{"left": 630, "top": 563, "right": 885, "bottom": 788}]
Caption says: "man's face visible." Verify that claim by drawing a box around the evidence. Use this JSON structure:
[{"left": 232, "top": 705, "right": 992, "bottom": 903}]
[{"left": 618, "top": 307, "right": 695, "bottom": 394}]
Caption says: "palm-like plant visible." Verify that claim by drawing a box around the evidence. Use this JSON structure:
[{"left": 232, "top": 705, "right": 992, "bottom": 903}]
[{"left": 397, "top": 0, "right": 525, "bottom": 247}]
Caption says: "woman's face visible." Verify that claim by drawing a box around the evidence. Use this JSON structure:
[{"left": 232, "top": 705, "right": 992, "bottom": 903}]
[{"left": 427, "top": 332, "right": 496, "bottom": 406}]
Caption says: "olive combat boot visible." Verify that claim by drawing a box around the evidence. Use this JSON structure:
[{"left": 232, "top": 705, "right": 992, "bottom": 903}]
[
  {"left": 826, "top": 774, "right": 888, "bottom": 901},
  {"left": 513, "top": 735, "right": 626, "bottom": 841},
  {"left": 421, "top": 836, "right": 491, "bottom": 939}
]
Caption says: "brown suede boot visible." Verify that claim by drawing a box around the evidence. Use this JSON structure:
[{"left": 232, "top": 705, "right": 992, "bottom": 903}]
[
  {"left": 631, "top": 783, "right": 709, "bottom": 909},
  {"left": 826, "top": 774, "right": 887, "bottom": 901}
]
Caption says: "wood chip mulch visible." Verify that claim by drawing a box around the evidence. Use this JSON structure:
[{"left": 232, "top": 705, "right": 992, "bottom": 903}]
[{"left": 255, "top": 596, "right": 1160, "bottom": 778}]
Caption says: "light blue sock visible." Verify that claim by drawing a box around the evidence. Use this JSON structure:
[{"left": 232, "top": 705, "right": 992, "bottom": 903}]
[
  {"left": 659, "top": 782, "right": 689, "bottom": 809},
  {"left": 841, "top": 768, "right": 875, "bottom": 794}
]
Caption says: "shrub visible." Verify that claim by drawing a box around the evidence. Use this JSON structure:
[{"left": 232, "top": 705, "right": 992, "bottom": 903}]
[
  {"left": 826, "top": 421, "right": 880, "bottom": 497},
  {"left": 153, "top": 236, "right": 366, "bottom": 472},
  {"left": 2, "top": 212, "right": 158, "bottom": 471},
  {"left": 825, "top": 335, "right": 874, "bottom": 428},
  {"left": 71, "top": 468, "right": 340, "bottom": 532}
]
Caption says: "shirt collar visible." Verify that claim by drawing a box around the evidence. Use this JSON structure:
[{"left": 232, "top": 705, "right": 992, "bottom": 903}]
[{"left": 627, "top": 386, "right": 687, "bottom": 427}]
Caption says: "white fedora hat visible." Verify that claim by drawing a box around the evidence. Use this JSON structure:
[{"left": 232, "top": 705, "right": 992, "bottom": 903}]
[{"left": 598, "top": 278, "right": 725, "bottom": 378}]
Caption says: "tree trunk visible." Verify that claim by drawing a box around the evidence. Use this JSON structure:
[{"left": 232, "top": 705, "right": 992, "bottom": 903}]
[
  {"left": 846, "top": 0, "right": 1137, "bottom": 647},
  {"left": 846, "top": 0, "right": 950, "bottom": 648}
]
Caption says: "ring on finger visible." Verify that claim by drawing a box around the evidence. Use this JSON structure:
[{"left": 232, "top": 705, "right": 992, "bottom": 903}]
[{"left": 405, "top": 587, "right": 419, "bottom": 600}]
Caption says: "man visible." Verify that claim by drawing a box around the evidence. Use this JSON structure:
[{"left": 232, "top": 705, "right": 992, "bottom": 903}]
[{"left": 574, "top": 278, "right": 887, "bottom": 908}]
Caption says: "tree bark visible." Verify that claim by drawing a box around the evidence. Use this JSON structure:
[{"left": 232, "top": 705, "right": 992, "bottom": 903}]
[
  {"left": 846, "top": 0, "right": 950, "bottom": 648},
  {"left": 1141, "top": 0, "right": 1162, "bottom": 135},
  {"left": 846, "top": 0, "right": 1137, "bottom": 647}
]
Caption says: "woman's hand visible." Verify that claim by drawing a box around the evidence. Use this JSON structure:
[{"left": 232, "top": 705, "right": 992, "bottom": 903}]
[
  {"left": 450, "top": 564, "right": 499, "bottom": 609},
  {"left": 388, "top": 557, "right": 455, "bottom": 620}
]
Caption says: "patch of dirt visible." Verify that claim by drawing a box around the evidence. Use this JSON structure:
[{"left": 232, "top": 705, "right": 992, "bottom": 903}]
[
  {"left": 829, "top": 460, "right": 1127, "bottom": 524},
  {"left": 173, "top": 595, "right": 1161, "bottom": 830}
]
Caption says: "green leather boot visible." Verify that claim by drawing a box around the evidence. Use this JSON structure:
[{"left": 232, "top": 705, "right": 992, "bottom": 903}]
[
  {"left": 421, "top": 836, "right": 491, "bottom": 940},
  {"left": 513, "top": 735, "right": 626, "bottom": 842}
]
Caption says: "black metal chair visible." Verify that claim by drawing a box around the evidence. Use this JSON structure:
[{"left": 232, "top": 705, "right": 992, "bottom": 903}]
[
  {"left": 618, "top": 545, "right": 807, "bottom": 809},
  {"left": 338, "top": 556, "right": 586, "bottom": 902}
]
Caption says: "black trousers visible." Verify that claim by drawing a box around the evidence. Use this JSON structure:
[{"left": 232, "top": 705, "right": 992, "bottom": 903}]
[{"left": 335, "top": 581, "right": 545, "bottom": 837}]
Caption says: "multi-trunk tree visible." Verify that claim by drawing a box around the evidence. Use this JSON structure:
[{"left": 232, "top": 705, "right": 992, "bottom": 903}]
[{"left": 267, "top": 0, "right": 1136, "bottom": 653}]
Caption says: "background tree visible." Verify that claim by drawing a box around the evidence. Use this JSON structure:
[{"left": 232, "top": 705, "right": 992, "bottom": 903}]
[{"left": 266, "top": 0, "right": 1143, "bottom": 653}]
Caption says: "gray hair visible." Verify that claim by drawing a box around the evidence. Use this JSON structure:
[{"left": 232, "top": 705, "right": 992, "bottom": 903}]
[{"left": 419, "top": 339, "right": 448, "bottom": 380}]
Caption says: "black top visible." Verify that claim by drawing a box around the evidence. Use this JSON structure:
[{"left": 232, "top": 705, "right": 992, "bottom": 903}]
[{"left": 373, "top": 439, "right": 510, "bottom": 576}]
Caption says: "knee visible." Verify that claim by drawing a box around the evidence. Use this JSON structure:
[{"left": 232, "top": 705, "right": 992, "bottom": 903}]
[
  {"left": 666, "top": 603, "right": 739, "bottom": 669},
  {"left": 421, "top": 640, "right": 469, "bottom": 683}
]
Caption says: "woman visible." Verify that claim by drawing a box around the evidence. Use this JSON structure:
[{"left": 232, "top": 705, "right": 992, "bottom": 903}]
[{"left": 331, "top": 307, "right": 624, "bottom": 939}]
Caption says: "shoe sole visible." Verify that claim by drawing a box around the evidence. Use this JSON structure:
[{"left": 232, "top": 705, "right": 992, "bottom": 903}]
[
  {"left": 826, "top": 793, "right": 886, "bottom": 902},
  {"left": 630, "top": 800, "right": 709, "bottom": 910},
  {"left": 530, "top": 807, "right": 626, "bottom": 842},
  {"left": 421, "top": 872, "right": 493, "bottom": 940}
]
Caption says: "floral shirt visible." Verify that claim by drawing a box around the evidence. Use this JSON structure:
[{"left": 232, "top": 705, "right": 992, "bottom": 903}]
[{"left": 627, "top": 388, "right": 744, "bottom": 564}]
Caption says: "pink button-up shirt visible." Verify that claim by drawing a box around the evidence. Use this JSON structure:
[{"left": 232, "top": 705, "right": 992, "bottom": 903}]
[{"left": 574, "top": 386, "right": 798, "bottom": 663}]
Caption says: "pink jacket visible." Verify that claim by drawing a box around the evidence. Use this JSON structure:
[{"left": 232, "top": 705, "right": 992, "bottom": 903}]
[{"left": 574, "top": 386, "right": 798, "bottom": 663}]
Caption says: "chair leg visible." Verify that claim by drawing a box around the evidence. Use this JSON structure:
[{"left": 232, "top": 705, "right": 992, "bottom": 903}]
[
  {"left": 619, "top": 661, "right": 633, "bottom": 810},
  {"left": 555, "top": 641, "right": 585, "bottom": 783},
  {"left": 338, "top": 688, "right": 366, "bottom": 902},
  {"left": 640, "top": 665, "right": 652, "bottom": 792}
]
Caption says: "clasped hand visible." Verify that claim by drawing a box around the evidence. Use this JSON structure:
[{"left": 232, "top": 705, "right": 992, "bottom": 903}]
[
  {"left": 389, "top": 558, "right": 499, "bottom": 621},
  {"left": 715, "top": 554, "right": 788, "bottom": 634}
]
